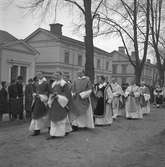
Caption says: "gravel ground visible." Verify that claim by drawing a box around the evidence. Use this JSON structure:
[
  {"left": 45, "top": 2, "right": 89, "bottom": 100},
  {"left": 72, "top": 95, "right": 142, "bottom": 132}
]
[{"left": 0, "top": 107, "right": 165, "bottom": 167}]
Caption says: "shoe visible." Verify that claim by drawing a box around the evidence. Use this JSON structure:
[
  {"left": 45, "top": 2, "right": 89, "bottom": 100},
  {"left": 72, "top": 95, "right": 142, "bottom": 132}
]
[
  {"left": 31, "top": 130, "right": 40, "bottom": 136},
  {"left": 65, "top": 132, "right": 70, "bottom": 136},
  {"left": 48, "top": 127, "right": 50, "bottom": 133},
  {"left": 72, "top": 125, "right": 79, "bottom": 131},
  {"left": 46, "top": 136, "right": 56, "bottom": 140}
]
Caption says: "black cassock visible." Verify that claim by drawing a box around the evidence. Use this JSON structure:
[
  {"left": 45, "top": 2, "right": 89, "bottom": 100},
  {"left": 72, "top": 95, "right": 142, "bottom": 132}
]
[
  {"left": 155, "top": 88, "right": 163, "bottom": 105},
  {"left": 94, "top": 84, "right": 107, "bottom": 118}
]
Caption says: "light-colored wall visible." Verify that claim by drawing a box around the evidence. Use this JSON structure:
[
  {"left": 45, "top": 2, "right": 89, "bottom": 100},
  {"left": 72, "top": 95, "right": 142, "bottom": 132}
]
[
  {"left": 1, "top": 49, "right": 35, "bottom": 83},
  {"left": 28, "top": 41, "right": 60, "bottom": 63},
  {"left": 28, "top": 34, "right": 112, "bottom": 82},
  {"left": 111, "top": 51, "right": 156, "bottom": 85}
]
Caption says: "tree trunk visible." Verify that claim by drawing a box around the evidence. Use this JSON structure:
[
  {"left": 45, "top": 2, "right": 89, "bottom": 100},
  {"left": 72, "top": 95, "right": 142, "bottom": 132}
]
[
  {"left": 134, "top": 66, "right": 142, "bottom": 85},
  {"left": 157, "top": 65, "right": 164, "bottom": 86},
  {"left": 155, "top": 51, "right": 164, "bottom": 86},
  {"left": 84, "top": 0, "right": 95, "bottom": 83}
]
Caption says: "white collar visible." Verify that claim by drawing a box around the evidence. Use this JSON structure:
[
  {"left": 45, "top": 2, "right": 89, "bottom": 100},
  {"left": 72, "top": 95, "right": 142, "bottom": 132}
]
[
  {"left": 78, "top": 76, "right": 86, "bottom": 79},
  {"left": 52, "top": 79, "right": 66, "bottom": 88},
  {"left": 38, "top": 77, "right": 47, "bottom": 85},
  {"left": 99, "top": 82, "right": 107, "bottom": 88}
]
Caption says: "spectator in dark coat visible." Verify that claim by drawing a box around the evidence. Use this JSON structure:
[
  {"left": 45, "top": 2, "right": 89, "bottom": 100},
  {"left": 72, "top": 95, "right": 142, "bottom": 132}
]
[
  {"left": 8, "top": 80, "right": 18, "bottom": 120},
  {"left": 16, "top": 76, "right": 24, "bottom": 120},
  {"left": 25, "top": 79, "right": 33, "bottom": 121},
  {"left": 0, "top": 81, "right": 8, "bottom": 121}
]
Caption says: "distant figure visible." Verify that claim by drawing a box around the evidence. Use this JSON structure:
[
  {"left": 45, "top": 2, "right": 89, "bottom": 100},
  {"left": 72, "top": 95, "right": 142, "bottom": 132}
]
[
  {"left": 110, "top": 78, "right": 124, "bottom": 119},
  {"left": 15, "top": 76, "right": 24, "bottom": 120},
  {"left": 154, "top": 85, "right": 163, "bottom": 108},
  {"left": 0, "top": 81, "right": 8, "bottom": 121},
  {"left": 8, "top": 80, "right": 18, "bottom": 120},
  {"left": 125, "top": 79, "right": 143, "bottom": 119},
  {"left": 25, "top": 79, "right": 33, "bottom": 121},
  {"left": 139, "top": 81, "right": 151, "bottom": 115}
]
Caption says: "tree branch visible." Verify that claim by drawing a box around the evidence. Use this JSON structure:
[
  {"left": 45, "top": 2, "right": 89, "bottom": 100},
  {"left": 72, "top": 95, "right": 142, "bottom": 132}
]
[
  {"left": 64, "top": 0, "right": 85, "bottom": 14},
  {"left": 92, "top": 0, "right": 104, "bottom": 20}
]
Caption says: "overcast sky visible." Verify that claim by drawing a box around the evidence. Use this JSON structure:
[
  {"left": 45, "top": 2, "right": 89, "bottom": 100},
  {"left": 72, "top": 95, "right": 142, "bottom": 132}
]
[{"left": 0, "top": 0, "right": 123, "bottom": 53}]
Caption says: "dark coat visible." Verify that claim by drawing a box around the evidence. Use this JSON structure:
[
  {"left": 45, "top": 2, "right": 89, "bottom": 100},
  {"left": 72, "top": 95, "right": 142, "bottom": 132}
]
[
  {"left": 0, "top": 88, "right": 8, "bottom": 113},
  {"left": 25, "top": 84, "right": 33, "bottom": 111},
  {"left": 8, "top": 84, "right": 18, "bottom": 114}
]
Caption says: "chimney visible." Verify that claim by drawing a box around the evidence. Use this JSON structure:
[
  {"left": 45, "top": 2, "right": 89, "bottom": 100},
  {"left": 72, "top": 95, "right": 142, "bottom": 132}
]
[
  {"left": 118, "top": 46, "right": 125, "bottom": 54},
  {"left": 49, "top": 23, "right": 63, "bottom": 36}
]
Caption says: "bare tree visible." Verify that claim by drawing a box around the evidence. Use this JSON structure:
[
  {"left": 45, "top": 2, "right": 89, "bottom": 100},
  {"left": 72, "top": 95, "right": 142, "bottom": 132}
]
[
  {"left": 16, "top": 0, "right": 107, "bottom": 83},
  {"left": 97, "top": 0, "right": 150, "bottom": 85},
  {"left": 149, "top": 0, "right": 165, "bottom": 86}
]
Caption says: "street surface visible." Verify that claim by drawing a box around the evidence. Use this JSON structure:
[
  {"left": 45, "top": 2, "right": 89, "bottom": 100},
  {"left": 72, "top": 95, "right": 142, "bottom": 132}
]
[{"left": 0, "top": 107, "right": 165, "bottom": 167}]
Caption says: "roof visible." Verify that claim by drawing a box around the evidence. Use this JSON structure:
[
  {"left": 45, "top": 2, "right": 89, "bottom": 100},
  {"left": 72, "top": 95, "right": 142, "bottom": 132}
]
[
  {"left": 110, "top": 50, "right": 155, "bottom": 66},
  {"left": 24, "top": 28, "right": 112, "bottom": 57},
  {"left": 0, "top": 40, "right": 39, "bottom": 55},
  {"left": 0, "top": 30, "right": 17, "bottom": 44}
]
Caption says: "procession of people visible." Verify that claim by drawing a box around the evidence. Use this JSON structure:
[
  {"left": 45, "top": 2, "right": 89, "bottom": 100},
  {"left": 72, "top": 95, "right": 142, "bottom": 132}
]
[{"left": 0, "top": 70, "right": 165, "bottom": 140}]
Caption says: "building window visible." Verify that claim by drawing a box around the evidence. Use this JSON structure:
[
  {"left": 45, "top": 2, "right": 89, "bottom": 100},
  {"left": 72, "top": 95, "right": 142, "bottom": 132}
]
[
  {"left": 97, "top": 59, "right": 101, "bottom": 69},
  {"left": 112, "top": 64, "right": 117, "bottom": 74},
  {"left": 64, "top": 51, "right": 69, "bottom": 64},
  {"left": 10, "top": 65, "right": 27, "bottom": 83},
  {"left": 106, "top": 61, "right": 109, "bottom": 71},
  {"left": 121, "top": 64, "right": 127, "bottom": 74},
  {"left": 11, "top": 65, "right": 18, "bottom": 82},
  {"left": 20, "top": 66, "right": 27, "bottom": 83},
  {"left": 78, "top": 54, "right": 82, "bottom": 66}
]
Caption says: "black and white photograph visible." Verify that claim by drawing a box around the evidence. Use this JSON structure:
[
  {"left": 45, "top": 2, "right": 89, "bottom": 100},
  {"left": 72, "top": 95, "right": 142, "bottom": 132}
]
[{"left": 0, "top": 0, "right": 165, "bottom": 167}]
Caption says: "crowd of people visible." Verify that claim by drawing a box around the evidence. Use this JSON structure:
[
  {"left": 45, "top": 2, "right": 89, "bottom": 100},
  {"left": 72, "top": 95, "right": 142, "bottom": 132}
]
[{"left": 0, "top": 70, "right": 165, "bottom": 140}]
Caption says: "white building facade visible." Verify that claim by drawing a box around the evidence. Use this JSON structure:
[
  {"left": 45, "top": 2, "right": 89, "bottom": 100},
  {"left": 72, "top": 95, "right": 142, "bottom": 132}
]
[
  {"left": 25, "top": 23, "right": 112, "bottom": 82},
  {"left": 0, "top": 35, "right": 38, "bottom": 84},
  {"left": 111, "top": 47, "right": 157, "bottom": 85}
]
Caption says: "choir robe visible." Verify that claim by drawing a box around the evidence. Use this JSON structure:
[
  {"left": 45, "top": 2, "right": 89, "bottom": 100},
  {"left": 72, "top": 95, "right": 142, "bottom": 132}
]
[
  {"left": 29, "top": 78, "right": 49, "bottom": 131},
  {"left": 125, "top": 85, "right": 143, "bottom": 119},
  {"left": 94, "top": 83, "right": 113, "bottom": 125},
  {"left": 111, "top": 83, "right": 124, "bottom": 119},
  {"left": 140, "top": 86, "right": 151, "bottom": 114},
  {"left": 70, "top": 76, "right": 94, "bottom": 128},
  {"left": 154, "top": 88, "right": 163, "bottom": 106},
  {"left": 48, "top": 79, "right": 72, "bottom": 137}
]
